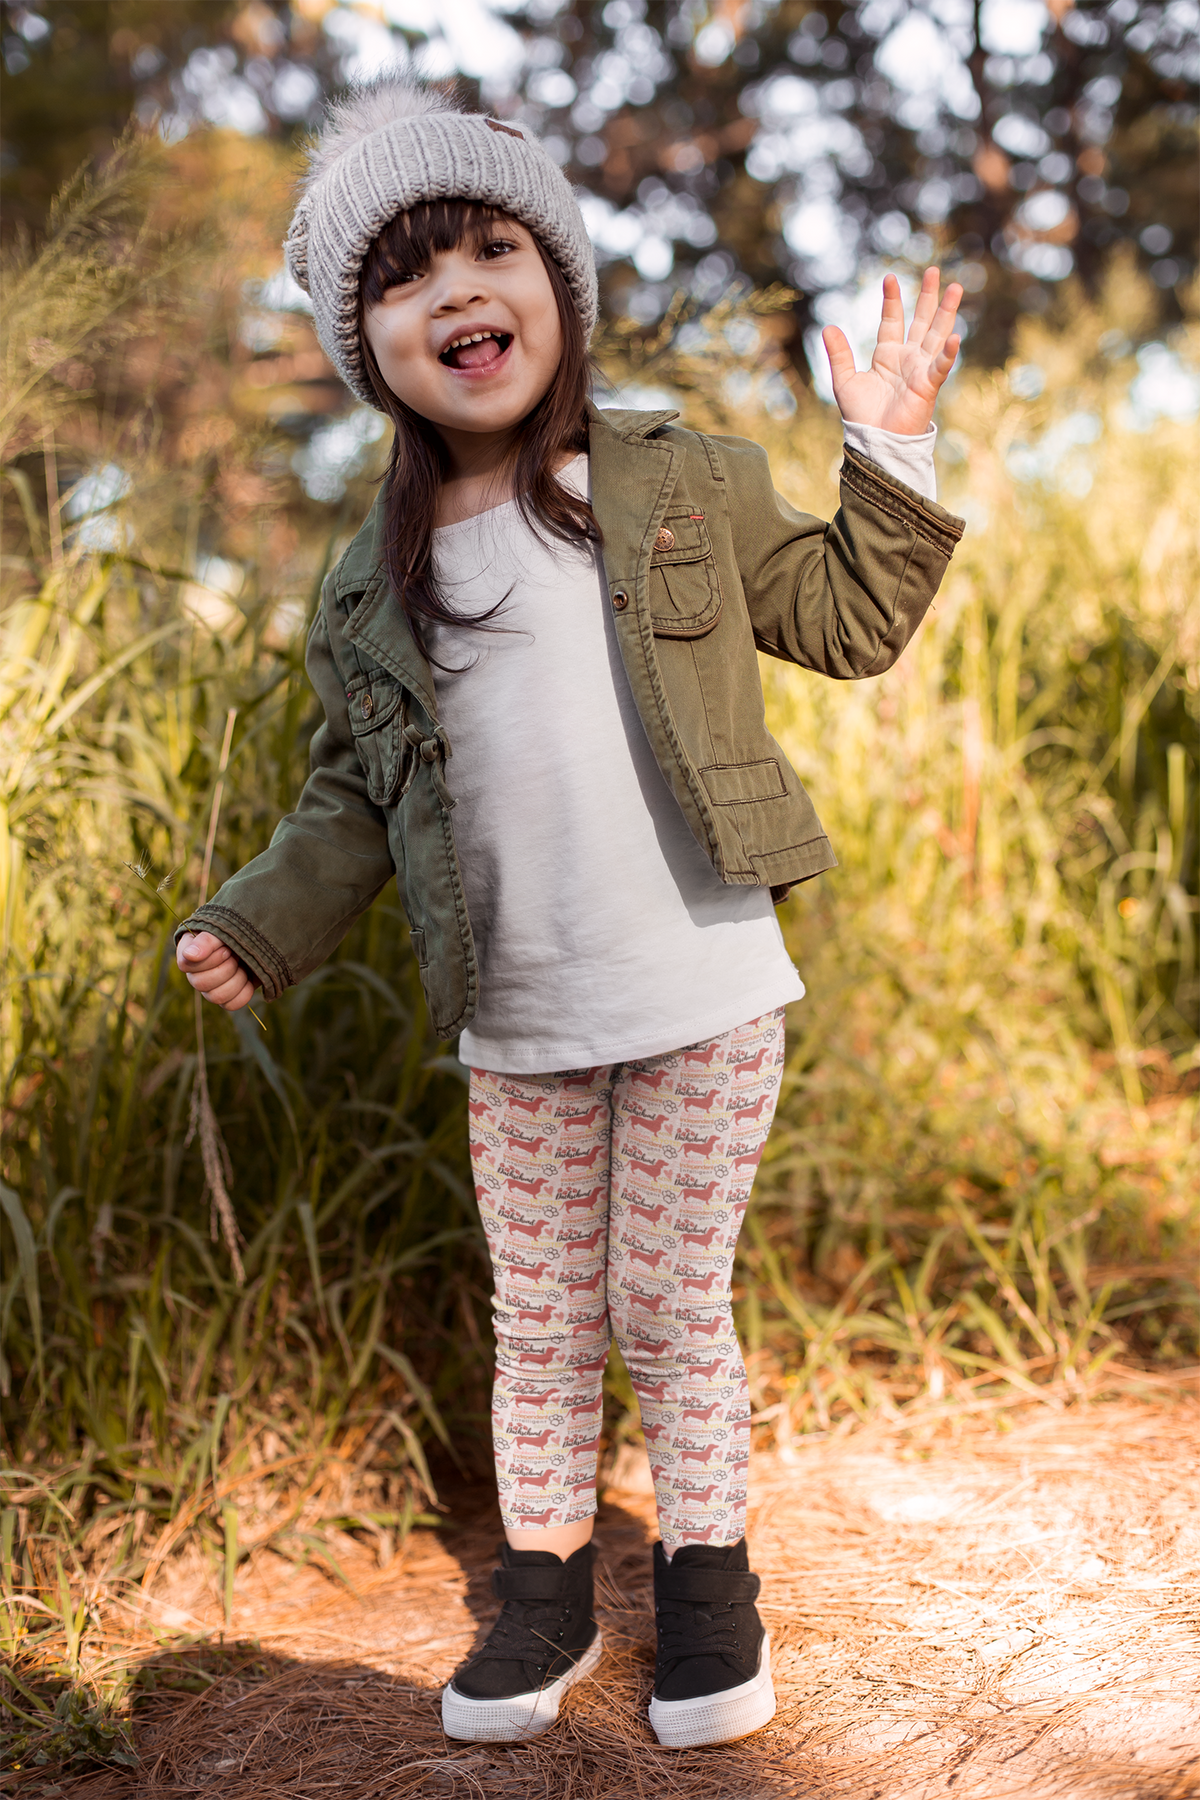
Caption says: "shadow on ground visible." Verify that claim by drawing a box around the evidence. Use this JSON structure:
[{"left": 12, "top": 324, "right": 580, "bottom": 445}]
[
  {"left": 12, "top": 1400, "right": 1200, "bottom": 1799},
  {"left": 18, "top": 1491, "right": 818, "bottom": 1800}
]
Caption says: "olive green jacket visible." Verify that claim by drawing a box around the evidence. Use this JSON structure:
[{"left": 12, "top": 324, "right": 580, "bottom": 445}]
[{"left": 178, "top": 404, "right": 964, "bottom": 1038}]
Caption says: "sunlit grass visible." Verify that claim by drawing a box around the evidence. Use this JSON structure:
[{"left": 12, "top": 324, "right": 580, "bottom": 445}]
[{"left": 592, "top": 257, "right": 1198, "bottom": 1440}]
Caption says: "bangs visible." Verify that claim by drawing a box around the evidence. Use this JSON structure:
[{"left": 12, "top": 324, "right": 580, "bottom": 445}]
[{"left": 360, "top": 200, "right": 506, "bottom": 306}]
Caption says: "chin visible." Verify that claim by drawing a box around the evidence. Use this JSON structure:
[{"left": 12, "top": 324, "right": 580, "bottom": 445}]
[
  {"left": 448, "top": 394, "right": 538, "bottom": 429},
  {"left": 461, "top": 413, "right": 531, "bottom": 437}
]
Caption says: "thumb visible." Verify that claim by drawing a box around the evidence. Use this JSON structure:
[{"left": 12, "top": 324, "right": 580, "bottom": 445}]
[
  {"left": 822, "top": 325, "right": 857, "bottom": 393},
  {"left": 178, "top": 930, "right": 221, "bottom": 962}
]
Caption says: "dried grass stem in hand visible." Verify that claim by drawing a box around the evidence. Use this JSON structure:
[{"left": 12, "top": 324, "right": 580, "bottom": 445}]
[{"left": 187, "top": 707, "right": 246, "bottom": 1282}]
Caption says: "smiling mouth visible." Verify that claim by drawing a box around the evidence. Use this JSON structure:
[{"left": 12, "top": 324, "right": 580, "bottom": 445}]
[{"left": 439, "top": 330, "right": 513, "bottom": 370}]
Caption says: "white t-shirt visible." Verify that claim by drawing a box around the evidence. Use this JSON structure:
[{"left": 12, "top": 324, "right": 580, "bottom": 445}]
[{"left": 430, "top": 427, "right": 936, "bottom": 1075}]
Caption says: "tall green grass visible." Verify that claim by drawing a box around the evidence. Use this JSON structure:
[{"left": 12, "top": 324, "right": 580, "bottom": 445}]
[
  {"left": 593, "top": 260, "right": 1198, "bottom": 1432},
  {"left": 0, "top": 485, "right": 490, "bottom": 1557},
  {"left": 1, "top": 144, "right": 1196, "bottom": 1749},
  {"left": 1, "top": 149, "right": 491, "bottom": 1690}
]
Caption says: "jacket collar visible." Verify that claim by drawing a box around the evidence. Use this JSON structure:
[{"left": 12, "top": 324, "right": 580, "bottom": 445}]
[
  {"left": 588, "top": 401, "right": 681, "bottom": 442},
  {"left": 342, "top": 402, "right": 684, "bottom": 718}
]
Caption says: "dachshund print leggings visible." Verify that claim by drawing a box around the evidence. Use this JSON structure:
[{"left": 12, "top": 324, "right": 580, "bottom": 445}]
[{"left": 469, "top": 1009, "right": 785, "bottom": 1549}]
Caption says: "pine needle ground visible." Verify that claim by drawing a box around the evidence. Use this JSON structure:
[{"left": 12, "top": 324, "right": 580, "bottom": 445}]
[{"left": 7, "top": 1391, "right": 1197, "bottom": 1799}]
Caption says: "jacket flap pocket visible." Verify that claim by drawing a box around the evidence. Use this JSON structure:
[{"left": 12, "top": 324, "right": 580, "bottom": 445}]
[
  {"left": 649, "top": 510, "right": 711, "bottom": 564},
  {"left": 346, "top": 670, "right": 405, "bottom": 736},
  {"left": 649, "top": 558, "right": 723, "bottom": 638},
  {"left": 700, "top": 759, "right": 787, "bottom": 805}
]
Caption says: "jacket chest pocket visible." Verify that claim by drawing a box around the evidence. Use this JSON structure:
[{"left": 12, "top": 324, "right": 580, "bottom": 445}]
[
  {"left": 648, "top": 509, "right": 722, "bottom": 638},
  {"left": 347, "top": 670, "right": 406, "bottom": 805}
]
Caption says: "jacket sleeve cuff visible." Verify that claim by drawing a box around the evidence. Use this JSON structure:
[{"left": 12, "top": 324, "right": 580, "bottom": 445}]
[
  {"left": 174, "top": 905, "right": 295, "bottom": 1003},
  {"left": 839, "top": 445, "right": 965, "bottom": 556}
]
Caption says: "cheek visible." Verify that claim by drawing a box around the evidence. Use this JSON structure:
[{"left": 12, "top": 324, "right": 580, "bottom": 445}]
[
  {"left": 362, "top": 308, "right": 389, "bottom": 366},
  {"left": 528, "top": 292, "right": 564, "bottom": 377},
  {"left": 363, "top": 311, "right": 431, "bottom": 402}
]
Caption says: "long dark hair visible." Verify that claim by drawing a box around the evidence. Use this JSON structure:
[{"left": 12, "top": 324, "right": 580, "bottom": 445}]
[{"left": 357, "top": 200, "right": 599, "bottom": 653}]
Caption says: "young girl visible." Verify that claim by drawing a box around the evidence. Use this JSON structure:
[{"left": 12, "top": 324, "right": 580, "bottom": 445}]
[{"left": 177, "top": 79, "right": 964, "bottom": 1750}]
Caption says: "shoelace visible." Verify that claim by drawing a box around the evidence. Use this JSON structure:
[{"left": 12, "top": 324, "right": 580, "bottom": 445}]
[
  {"left": 655, "top": 1597, "right": 744, "bottom": 1671},
  {"left": 481, "top": 1597, "right": 577, "bottom": 1673}
]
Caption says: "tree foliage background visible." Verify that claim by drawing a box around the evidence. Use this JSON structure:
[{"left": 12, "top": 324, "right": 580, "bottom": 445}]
[{"left": 2, "top": 0, "right": 1196, "bottom": 372}]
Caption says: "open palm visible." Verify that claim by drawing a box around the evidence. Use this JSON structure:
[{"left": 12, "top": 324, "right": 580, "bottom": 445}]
[{"left": 823, "top": 268, "right": 963, "bottom": 437}]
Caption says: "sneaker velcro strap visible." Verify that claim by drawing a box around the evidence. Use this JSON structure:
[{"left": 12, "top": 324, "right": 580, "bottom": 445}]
[
  {"left": 660, "top": 1568, "right": 761, "bottom": 1605},
  {"left": 491, "top": 1566, "right": 569, "bottom": 1601}
]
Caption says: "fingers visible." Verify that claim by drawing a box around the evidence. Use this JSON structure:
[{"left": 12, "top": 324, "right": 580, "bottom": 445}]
[
  {"left": 899, "top": 269, "right": 963, "bottom": 405},
  {"left": 177, "top": 930, "right": 228, "bottom": 971},
  {"left": 199, "top": 968, "right": 254, "bottom": 1009},
  {"left": 908, "top": 268, "right": 962, "bottom": 356},
  {"left": 176, "top": 932, "right": 257, "bottom": 1010},
  {"left": 876, "top": 271, "right": 906, "bottom": 344},
  {"left": 213, "top": 972, "right": 257, "bottom": 1011},
  {"left": 881, "top": 268, "right": 964, "bottom": 348},
  {"left": 929, "top": 332, "right": 962, "bottom": 389},
  {"left": 922, "top": 282, "right": 964, "bottom": 360},
  {"left": 182, "top": 945, "right": 236, "bottom": 992},
  {"left": 907, "top": 265, "right": 943, "bottom": 340},
  {"left": 190, "top": 959, "right": 255, "bottom": 1008},
  {"left": 821, "top": 324, "right": 858, "bottom": 390}
]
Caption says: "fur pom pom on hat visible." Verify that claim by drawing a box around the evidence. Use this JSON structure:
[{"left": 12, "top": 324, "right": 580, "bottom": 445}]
[{"left": 285, "top": 76, "right": 598, "bottom": 407}]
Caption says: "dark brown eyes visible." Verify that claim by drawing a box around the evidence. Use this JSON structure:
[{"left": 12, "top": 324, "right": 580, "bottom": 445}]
[{"left": 377, "top": 241, "right": 517, "bottom": 294}]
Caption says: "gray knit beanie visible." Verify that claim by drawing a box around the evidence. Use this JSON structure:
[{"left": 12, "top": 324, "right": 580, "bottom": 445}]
[{"left": 285, "top": 77, "right": 599, "bottom": 408}]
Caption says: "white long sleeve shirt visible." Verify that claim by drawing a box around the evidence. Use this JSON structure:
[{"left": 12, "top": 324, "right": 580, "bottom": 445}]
[{"left": 430, "top": 426, "right": 936, "bottom": 1074}]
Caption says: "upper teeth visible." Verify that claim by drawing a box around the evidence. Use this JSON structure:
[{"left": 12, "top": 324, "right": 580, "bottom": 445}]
[{"left": 445, "top": 331, "right": 502, "bottom": 350}]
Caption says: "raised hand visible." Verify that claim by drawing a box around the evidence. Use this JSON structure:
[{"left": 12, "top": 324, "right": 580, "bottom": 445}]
[
  {"left": 177, "top": 930, "right": 257, "bottom": 1011},
  {"left": 822, "top": 268, "right": 963, "bottom": 437}
]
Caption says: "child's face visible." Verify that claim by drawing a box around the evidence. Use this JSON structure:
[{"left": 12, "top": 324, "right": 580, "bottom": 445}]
[{"left": 362, "top": 216, "right": 565, "bottom": 442}]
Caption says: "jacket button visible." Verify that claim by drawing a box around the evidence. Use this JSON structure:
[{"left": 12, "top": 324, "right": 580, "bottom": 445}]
[
  {"left": 612, "top": 589, "right": 629, "bottom": 611},
  {"left": 654, "top": 526, "right": 675, "bottom": 551},
  {"left": 361, "top": 692, "right": 374, "bottom": 718}
]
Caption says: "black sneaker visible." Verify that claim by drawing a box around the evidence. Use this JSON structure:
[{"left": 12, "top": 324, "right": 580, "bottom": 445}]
[
  {"left": 648, "top": 1538, "right": 776, "bottom": 1748},
  {"left": 441, "top": 1541, "right": 603, "bottom": 1742}
]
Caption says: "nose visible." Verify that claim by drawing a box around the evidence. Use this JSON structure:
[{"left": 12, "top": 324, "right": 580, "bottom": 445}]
[{"left": 428, "top": 252, "right": 490, "bottom": 316}]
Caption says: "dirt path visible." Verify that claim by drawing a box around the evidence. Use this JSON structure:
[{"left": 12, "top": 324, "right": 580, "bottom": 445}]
[{"left": 64, "top": 1397, "right": 1200, "bottom": 1798}]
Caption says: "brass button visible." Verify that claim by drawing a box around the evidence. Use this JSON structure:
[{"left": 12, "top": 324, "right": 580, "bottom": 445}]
[
  {"left": 654, "top": 526, "right": 675, "bottom": 552},
  {"left": 361, "top": 692, "right": 374, "bottom": 718},
  {"left": 612, "top": 589, "right": 629, "bottom": 611}
]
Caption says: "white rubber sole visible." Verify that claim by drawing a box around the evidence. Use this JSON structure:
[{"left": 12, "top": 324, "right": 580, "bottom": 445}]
[
  {"left": 441, "top": 1629, "right": 604, "bottom": 1742},
  {"left": 649, "top": 1632, "right": 776, "bottom": 1749}
]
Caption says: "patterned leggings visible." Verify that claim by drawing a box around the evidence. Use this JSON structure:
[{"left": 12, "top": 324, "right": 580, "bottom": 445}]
[{"left": 469, "top": 1010, "right": 785, "bottom": 1549}]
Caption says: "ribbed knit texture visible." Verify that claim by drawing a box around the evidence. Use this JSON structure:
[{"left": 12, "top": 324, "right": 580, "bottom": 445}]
[{"left": 285, "top": 77, "right": 598, "bottom": 406}]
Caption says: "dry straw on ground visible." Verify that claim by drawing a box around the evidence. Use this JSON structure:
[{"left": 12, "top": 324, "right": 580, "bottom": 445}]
[{"left": 13, "top": 1392, "right": 1198, "bottom": 1800}]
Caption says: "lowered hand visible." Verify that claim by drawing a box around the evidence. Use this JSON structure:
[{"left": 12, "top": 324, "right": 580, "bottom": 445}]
[
  {"left": 177, "top": 931, "right": 257, "bottom": 1011},
  {"left": 823, "top": 267, "right": 963, "bottom": 438}
]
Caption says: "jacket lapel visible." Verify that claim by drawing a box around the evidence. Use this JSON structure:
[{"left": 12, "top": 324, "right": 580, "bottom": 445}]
[
  {"left": 587, "top": 404, "right": 684, "bottom": 603},
  {"left": 339, "top": 492, "right": 440, "bottom": 719},
  {"left": 344, "top": 575, "right": 439, "bottom": 720},
  {"left": 586, "top": 404, "right": 720, "bottom": 861}
]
